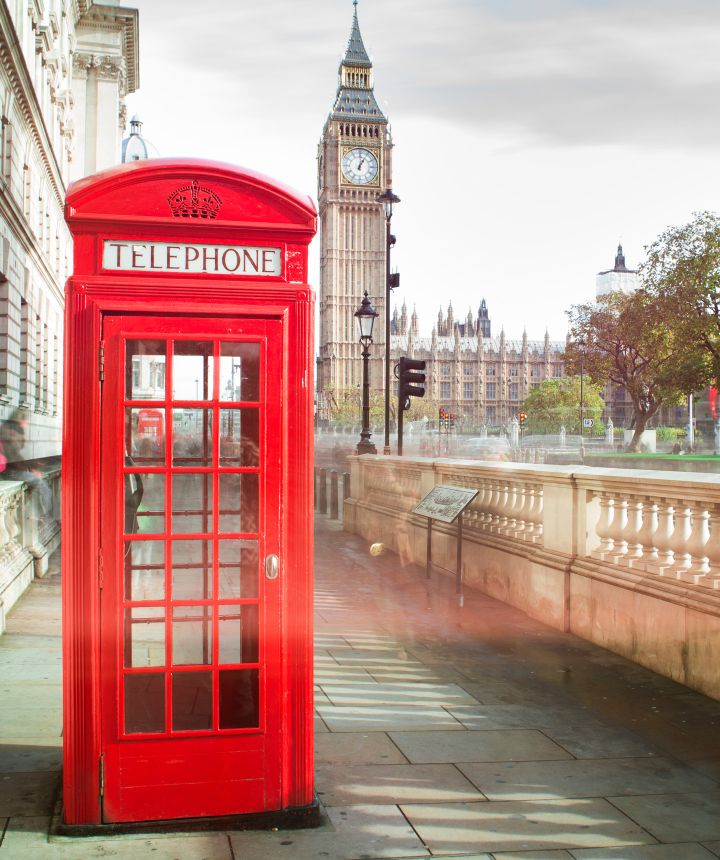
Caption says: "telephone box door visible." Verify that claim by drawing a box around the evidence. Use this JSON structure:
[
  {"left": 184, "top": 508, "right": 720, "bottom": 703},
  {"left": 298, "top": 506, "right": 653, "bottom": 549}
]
[{"left": 100, "top": 313, "right": 283, "bottom": 823}]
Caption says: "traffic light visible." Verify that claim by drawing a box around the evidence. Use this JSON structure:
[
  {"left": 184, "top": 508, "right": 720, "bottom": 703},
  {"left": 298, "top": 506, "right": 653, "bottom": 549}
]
[
  {"left": 439, "top": 407, "right": 449, "bottom": 428},
  {"left": 519, "top": 411, "right": 528, "bottom": 428},
  {"left": 449, "top": 413, "right": 456, "bottom": 428},
  {"left": 398, "top": 357, "right": 426, "bottom": 411}
]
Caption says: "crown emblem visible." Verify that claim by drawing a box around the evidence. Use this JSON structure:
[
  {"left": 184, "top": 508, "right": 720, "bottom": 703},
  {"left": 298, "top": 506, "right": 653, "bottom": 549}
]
[{"left": 168, "top": 179, "right": 222, "bottom": 219}]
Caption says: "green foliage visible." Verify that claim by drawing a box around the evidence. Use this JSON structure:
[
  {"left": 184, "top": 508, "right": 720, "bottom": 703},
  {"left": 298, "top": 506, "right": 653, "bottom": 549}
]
[
  {"left": 566, "top": 290, "right": 690, "bottom": 451},
  {"left": 641, "top": 210, "right": 720, "bottom": 387},
  {"left": 655, "top": 426, "right": 685, "bottom": 443},
  {"left": 521, "top": 376, "right": 605, "bottom": 435}
]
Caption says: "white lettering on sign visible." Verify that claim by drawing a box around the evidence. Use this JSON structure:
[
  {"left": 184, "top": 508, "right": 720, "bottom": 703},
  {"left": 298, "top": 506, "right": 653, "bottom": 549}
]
[{"left": 102, "top": 241, "right": 282, "bottom": 277}]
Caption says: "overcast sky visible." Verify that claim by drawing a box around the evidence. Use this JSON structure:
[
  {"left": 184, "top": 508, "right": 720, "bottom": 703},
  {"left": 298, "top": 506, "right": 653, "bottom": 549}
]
[{"left": 126, "top": 0, "right": 720, "bottom": 342}]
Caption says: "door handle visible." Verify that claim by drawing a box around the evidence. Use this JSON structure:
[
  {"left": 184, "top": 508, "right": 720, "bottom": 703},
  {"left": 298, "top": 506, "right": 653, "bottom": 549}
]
[{"left": 265, "top": 554, "right": 279, "bottom": 580}]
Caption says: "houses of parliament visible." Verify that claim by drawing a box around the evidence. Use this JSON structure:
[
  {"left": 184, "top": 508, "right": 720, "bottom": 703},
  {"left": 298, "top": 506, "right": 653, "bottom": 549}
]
[{"left": 316, "top": 4, "right": 566, "bottom": 428}]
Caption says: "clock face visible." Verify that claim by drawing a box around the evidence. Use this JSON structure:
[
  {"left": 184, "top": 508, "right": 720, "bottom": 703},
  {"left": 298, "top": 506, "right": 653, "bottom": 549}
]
[{"left": 341, "top": 147, "right": 379, "bottom": 185}]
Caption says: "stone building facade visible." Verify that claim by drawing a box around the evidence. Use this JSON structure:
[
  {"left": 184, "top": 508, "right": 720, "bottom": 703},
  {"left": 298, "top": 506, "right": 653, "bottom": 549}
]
[
  {"left": 390, "top": 300, "right": 565, "bottom": 428},
  {"left": 0, "top": 0, "right": 137, "bottom": 457},
  {"left": 316, "top": 3, "right": 392, "bottom": 415},
  {"left": 0, "top": 0, "right": 138, "bottom": 626}
]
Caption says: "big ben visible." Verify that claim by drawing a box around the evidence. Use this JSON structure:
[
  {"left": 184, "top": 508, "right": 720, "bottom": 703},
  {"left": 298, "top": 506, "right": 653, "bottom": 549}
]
[{"left": 317, "top": 1, "right": 393, "bottom": 418}]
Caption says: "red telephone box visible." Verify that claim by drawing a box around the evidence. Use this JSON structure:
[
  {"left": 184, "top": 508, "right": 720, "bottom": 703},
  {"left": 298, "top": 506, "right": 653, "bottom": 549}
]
[{"left": 61, "top": 160, "right": 317, "bottom": 827}]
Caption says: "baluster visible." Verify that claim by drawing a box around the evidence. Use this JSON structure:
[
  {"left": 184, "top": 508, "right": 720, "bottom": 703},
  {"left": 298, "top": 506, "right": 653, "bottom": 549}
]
[
  {"left": 500, "top": 483, "right": 518, "bottom": 536},
  {"left": 495, "top": 481, "right": 510, "bottom": 533},
  {"left": 646, "top": 503, "right": 675, "bottom": 575},
  {"left": 514, "top": 485, "right": 530, "bottom": 538},
  {"left": 624, "top": 498, "right": 645, "bottom": 566},
  {"left": 487, "top": 480, "right": 501, "bottom": 529},
  {"left": 531, "top": 487, "right": 544, "bottom": 544},
  {"left": 700, "top": 508, "right": 720, "bottom": 589},
  {"left": 477, "top": 479, "right": 492, "bottom": 525},
  {"left": 592, "top": 494, "right": 615, "bottom": 559},
  {"left": 665, "top": 505, "right": 692, "bottom": 577},
  {"left": 636, "top": 501, "right": 659, "bottom": 572},
  {"left": 680, "top": 508, "right": 711, "bottom": 584},
  {"left": 609, "top": 498, "right": 629, "bottom": 563},
  {"left": 0, "top": 494, "right": 11, "bottom": 561}
]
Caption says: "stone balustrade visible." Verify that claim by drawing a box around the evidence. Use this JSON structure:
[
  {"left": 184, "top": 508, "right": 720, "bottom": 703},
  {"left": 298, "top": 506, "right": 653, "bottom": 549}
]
[
  {"left": 344, "top": 457, "right": 720, "bottom": 700},
  {"left": 0, "top": 466, "right": 61, "bottom": 633}
]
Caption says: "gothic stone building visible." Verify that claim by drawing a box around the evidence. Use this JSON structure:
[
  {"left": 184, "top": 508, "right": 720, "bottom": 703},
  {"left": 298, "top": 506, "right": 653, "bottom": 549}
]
[
  {"left": 391, "top": 300, "right": 566, "bottom": 428},
  {"left": 316, "top": 3, "right": 391, "bottom": 415},
  {"left": 315, "top": 6, "right": 566, "bottom": 428}
]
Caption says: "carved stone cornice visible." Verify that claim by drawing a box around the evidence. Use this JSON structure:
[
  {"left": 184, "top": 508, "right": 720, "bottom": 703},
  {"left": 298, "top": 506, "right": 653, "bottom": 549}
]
[
  {"left": 75, "top": 4, "right": 138, "bottom": 93},
  {"left": 0, "top": 0, "right": 65, "bottom": 207}
]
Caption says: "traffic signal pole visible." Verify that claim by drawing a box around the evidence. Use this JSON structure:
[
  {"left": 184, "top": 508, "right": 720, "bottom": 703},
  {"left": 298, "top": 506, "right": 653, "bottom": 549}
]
[{"left": 397, "top": 356, "right": 426, "bottom": 455}]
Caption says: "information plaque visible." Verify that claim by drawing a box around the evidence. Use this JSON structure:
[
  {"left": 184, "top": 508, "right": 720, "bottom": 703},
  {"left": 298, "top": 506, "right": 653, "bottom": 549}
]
[
  {"left": 413, "top": 485, "right": 479, "bottom": 608},
  {"left": 413, "top": 485, "right": 478, "bottom": 523}
]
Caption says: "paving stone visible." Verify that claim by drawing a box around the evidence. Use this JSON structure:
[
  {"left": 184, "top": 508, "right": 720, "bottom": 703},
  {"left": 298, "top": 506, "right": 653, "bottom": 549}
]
[
  {"left": 0, "top": 711, "right": 61, "bottom": 740},
  {"left": 0, "top": 740, "right": 62, "bottom": 772},
  {"left": 400, "top": 798, "right": 655, "bottom": 854},
  {"left": 0, "top": 771, "right": 60, "bottom": 816},
  {"left": 607, "top": 792, "right": 720, "bottom": 843},
  {"left": 0, "top": 686, "right": 62, "bottom": 707},
  {"left": 703, "top": 843, "right": 720, "bottom": 858},
  {"left": 492, "top": 852, "right": 574, "bottom": 859},
  {"left": 316, "top": 762, "right": 484, "bottom": 806},
  {"left": 314, "top": 665, "right": 378, "bottom": 685},
  {"left": 315, "top": 732, "right": 407, "bottom": 766},
  {"left": 1, "top": 815, "right": 234, "bottom": 858},
  {"left": 321, "top": 682, "right": 478, "bottom": 707},
  {"left": 389, "top": 730, "right": 571, "bottom": 764},
  {"left": 229, "top": 803, "right": 430, "bottom": 858},
  {"left": 541, "top": 725, "right": 664, "bottom": 760},
  {"left": 316, "top": 704, "right": 464, "bottom": 732},
  {"left": 314, "top": 714, "right": 330, "bottom": 733},
  {"left": 571, "top": 843, "right": 718, "bottom": 858},
  {"left": 457, "top": 757, "right": 717, "bottom": 801}
]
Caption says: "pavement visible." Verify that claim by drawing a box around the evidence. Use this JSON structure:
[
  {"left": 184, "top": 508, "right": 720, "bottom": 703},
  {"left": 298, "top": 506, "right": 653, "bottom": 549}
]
[{"left": 3, "top": 516, "right": 720, "bottom": 858}]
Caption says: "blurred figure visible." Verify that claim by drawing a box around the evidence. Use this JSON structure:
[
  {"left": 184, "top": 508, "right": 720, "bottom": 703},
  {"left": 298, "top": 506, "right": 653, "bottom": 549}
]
[{"left": 0, "top": 408, "right": 52, "bottom": 521}]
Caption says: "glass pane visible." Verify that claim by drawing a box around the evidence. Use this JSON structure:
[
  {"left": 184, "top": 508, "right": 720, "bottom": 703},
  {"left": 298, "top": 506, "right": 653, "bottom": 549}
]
[
  {"left": 220, "top": 343, "right": 260, "bottom": 402},
  {"left": 125, "top": 673, "right": 165, "bottom": 734},
  {"left": 219, "top": 409, "right": 259, "bottom": 466},
  {"left": 219, "top": 669, "right": 259, "bottom": 729},
  {"left": 172, "top": 605, "right": 212, "bottom": 666},
  {"left": 172, "top": 671, "right": 212, "bottom": 731},
  {"left": 219, "top": 605, "right": 258, "bottom": 664},
  {"left": 125, "top": 607, "right": 165, "bottom": 668},
  {"left": 218, "top": 540, "right": 258, "bottom": 599},
  {"left": 171, "top": 473, "right": 213, "bottom": 534},
  {"left": 171, "top": 540, "right": 213, "bottom": 600},
  {"left": 125, "top": 472, "right": 165, "bottom": 536},
  {"left": 219, "top": 473, "right": 258, "bottom": 533},
  {"left": 172, "top": 409, "right": 212, "bottom": 466},
  {"left": 126, "top": 340, "right": 166, "bottom": 401},
  {"left": 124, "top": 540, "right": 165, "bottom": 601},
  {"left": 172, "top": 341, "right": 214, "bottom": 401},
  {"left": 126, "top": 408, "right": 166, "bottom": 466}
]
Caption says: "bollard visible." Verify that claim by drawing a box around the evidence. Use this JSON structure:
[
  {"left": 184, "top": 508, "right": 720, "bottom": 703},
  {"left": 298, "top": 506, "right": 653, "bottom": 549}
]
[
  {"left": 313, "top": 467, "right": 319, "bottom": 510},
  {"left": 343, "top": 471, "right": 350, "bottom": 502},
  {"left": 330, "top": 470, "right": 339, "bottom": 519},
  {"left": 319, "top": 468, "right": 328, "bottom": 515}
]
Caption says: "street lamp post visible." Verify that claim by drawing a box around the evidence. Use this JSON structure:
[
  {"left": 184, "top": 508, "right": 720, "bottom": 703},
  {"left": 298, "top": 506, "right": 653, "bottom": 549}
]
[
  {"left": 355, "top": 291, "right": 379, "bottom": 455},
  {"left": 378, "top": 188, "right": 400, "bottom": 455},
  {"left": 578, "top": 338, "right": 586, "bottom": 460}
]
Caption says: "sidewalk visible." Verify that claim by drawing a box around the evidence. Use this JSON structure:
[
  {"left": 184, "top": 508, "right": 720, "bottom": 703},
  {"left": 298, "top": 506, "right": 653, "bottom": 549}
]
[{"left": 3, "top": 517, "right": 720, "bottom": 857}]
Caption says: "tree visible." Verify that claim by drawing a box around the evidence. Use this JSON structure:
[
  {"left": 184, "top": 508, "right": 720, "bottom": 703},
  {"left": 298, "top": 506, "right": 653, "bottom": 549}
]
[
  {"left": 521, "top": 376, "right": 605, "bottom": 435},
  {"left": 565, "top": 290, "right": 697, "bottom": 452},
  {"left": 641, "top": 212, "right": 719, "bottom": 442}
]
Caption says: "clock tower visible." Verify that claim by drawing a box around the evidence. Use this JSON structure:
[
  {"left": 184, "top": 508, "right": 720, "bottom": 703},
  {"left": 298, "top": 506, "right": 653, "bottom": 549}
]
[{"left": 317, "top": 1, "right": 393, "bottom": 418}]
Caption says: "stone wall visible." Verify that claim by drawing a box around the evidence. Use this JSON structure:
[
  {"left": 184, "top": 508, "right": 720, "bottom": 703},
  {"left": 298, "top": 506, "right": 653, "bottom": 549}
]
[{"left": 344, "top": 456, "right": 720, "bottom": 700}]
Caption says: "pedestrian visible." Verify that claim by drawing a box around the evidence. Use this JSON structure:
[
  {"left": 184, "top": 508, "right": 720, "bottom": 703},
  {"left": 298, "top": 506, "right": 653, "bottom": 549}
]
[{"left": 0, "top": 408, "right": 52, "bottom": 519}]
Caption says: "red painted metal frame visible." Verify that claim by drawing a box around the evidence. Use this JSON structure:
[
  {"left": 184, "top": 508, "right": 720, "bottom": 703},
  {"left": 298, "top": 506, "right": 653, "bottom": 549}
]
[{"left": 62, "top": 159, "right": 317, "bottom": 825}]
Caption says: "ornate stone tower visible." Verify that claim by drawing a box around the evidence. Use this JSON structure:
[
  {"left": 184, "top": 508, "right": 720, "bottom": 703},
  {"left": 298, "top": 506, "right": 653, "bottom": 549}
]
[{"left": 317, "top": 1, "right": 392, "bottom": 415}]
